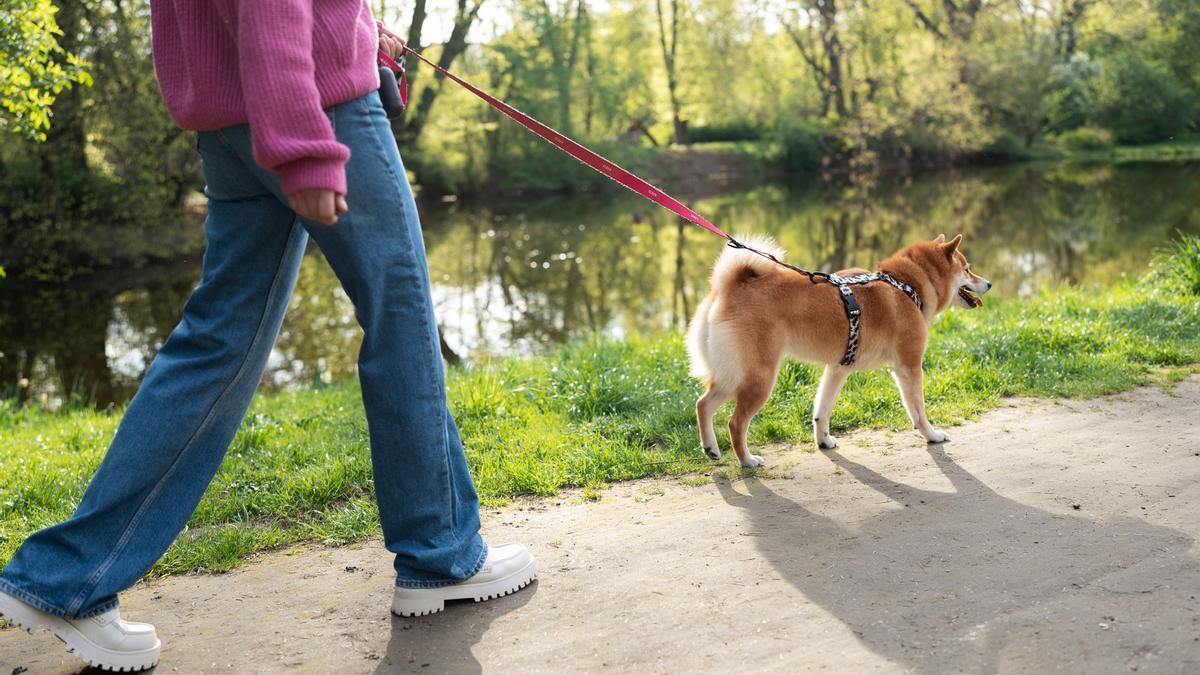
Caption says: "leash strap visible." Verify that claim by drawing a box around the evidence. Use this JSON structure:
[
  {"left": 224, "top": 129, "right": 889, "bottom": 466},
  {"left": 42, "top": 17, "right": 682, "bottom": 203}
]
[
  {"left": 374, "top": 27, "right": 807, "bottom": 268},
  {"left": 374, "top": 26, "right": 927, "bottom": 360}
]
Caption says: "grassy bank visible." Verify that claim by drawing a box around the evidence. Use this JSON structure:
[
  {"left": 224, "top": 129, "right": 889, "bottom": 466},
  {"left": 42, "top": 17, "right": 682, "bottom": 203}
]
[{"left": 2, "top": 241, "right": 1199, "bottom": 577}]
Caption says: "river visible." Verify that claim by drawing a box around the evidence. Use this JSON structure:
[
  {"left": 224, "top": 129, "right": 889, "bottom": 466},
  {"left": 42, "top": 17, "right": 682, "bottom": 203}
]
[{"left": 2, "top": 159, "right": 1198, "bottom": 407}]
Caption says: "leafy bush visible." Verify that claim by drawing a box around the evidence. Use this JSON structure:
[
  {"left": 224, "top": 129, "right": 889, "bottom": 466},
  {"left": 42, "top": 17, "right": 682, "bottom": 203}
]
[
  {"left": 688, "top": 121, "right": 763, "bottom": 143},
  {"left": 1055, "top": 126, "right": 1114, "bottom": 152},
  {"left": 771, "top": 120, "right": 826, "bottom": 172},
  {"left": 1041, "top": 54, "right": 1101, "bottom": 135},
  {"left": 983, "top": 130, "right": 1030, "bottom": 159},
  {"left": 1148, "top": 233, "right": 1200, "bottom": 296},
  {"left": 1092, "top": 51, "right": 1196, "bottom": 144}
]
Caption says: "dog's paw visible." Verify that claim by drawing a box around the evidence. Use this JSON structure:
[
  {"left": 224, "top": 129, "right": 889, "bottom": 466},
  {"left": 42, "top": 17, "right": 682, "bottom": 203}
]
[
  {"left": 702, "top": 445, "right": 721, "bottom": 461},
  {"left": 740, "top": 454, "right": 765, "bottom": 468},
  {"left": 925, "top": 429, "right": 950, "bottom": 444},
  {"left": 817, "top": 435, "right": 838, "bottom": 450}
]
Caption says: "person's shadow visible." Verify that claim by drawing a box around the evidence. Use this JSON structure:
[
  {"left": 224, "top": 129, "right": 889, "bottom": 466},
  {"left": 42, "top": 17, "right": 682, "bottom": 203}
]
[
  {"left": 717, "top": 444, "right": 1200, "bottom": 673},
  {"left": 373, "top": 582, "right": 537, "bottom": 674}
]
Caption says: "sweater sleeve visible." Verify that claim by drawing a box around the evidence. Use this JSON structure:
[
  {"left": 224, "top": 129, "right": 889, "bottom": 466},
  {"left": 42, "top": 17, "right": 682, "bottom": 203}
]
[{"left": 235, "top": 0, "right": 350, "bottom": 195}]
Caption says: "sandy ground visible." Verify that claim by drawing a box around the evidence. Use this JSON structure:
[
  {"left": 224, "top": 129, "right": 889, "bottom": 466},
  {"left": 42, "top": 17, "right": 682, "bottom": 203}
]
[{"left": 3, "top": 377, "right": 1200, "bottom": 674}]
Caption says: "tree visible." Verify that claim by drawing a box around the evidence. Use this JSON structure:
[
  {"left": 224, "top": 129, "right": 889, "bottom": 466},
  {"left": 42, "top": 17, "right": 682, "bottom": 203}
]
[
  {"left": 396, "top": 0, "right": 488, "bottom": 149},
  {"left": 0, "top": 0, "right": 90, "bottom": 141},
  {"left": 526, "top": 0, "right": 590, "bottom": 134},
  {"left": 903, "top": 0, "right": 991, "bottom": 43},
  {"left": 1055, "top": 0, "right": 1093, "bottom": 57},
  {"left": 785, "top": 0, "right": 851, "bottom": 119},
  {"left": 655, "top": 0, "right": 688, "bottom": 143}
]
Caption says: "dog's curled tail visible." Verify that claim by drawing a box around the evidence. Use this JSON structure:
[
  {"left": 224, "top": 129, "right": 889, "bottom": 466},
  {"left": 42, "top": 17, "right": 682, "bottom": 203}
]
[
  {"left": 687, "top": 235, "right": 784, "bottom": 383},
  {"left": 686, "top": 296, "right": 713, "bottom": 383},
  {"left": 710, "top": 234, "right": 785, "bottom": 292}
]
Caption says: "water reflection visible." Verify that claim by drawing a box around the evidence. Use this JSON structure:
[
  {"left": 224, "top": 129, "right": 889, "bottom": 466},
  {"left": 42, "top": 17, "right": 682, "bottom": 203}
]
[{"left": 2, "top": 160, "right": 1197, "bottom": 407}]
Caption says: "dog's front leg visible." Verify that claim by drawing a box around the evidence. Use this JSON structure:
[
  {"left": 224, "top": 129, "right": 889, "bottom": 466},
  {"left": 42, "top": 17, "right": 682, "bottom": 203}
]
[
  {"left": 891, "top": 364, "right": 949, "bottom": 444},
  {"left": 812, "top": 365, "right": 851, "bottom": 449}
]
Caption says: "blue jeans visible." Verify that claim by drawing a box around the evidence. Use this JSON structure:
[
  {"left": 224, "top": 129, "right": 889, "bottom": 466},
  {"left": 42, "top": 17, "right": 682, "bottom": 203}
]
[{"left": 0, "top": 92, "right": 486, "bottom": 618}]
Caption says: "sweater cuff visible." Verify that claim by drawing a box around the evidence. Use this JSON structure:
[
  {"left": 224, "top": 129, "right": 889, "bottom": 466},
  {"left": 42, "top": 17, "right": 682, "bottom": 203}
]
[{"left": 279, "top": 156, "right": 348, "bottom": 196}]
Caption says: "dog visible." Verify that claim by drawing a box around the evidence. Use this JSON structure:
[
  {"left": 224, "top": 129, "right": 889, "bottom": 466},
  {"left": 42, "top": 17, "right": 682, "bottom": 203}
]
[{"left": 686, "top": 234, "right": 991, "bottom": 467}]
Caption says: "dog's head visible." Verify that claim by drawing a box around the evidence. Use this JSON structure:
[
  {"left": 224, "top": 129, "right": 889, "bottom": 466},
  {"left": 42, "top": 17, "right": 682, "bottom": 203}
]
[{"left": 928, "top": 234, "right": 991, "bottom": 310}]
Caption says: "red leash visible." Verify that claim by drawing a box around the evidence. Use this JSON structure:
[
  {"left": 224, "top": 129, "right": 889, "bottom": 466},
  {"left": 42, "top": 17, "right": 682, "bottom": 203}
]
[{"left": 377, "top": 27, "right": 811, "bottom": 277}]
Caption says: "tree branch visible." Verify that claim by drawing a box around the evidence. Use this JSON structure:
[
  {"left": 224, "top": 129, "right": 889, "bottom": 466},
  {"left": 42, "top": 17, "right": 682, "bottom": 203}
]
[{"left": 904, "top": 0, "right": 947, "bottom": 40}]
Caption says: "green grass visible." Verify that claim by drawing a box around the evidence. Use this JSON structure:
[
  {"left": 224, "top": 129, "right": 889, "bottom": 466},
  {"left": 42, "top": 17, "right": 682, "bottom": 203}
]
[
  {"left": 1050, "top": 135, "right": 1200, "bottom": 163},
  {"left": 2, "top": 249, "right": 1199, "bottom": 577}
]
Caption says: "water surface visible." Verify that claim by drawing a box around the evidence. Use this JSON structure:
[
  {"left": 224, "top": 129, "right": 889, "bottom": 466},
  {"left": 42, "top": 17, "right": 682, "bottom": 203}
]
[{"left": 3, "top": 160, "right": 1197, "bottom": 407}]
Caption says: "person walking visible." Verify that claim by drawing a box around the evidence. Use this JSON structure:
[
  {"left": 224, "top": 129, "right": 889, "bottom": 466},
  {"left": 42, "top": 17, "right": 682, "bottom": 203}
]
[{"left": 0, "top": 1, "right": 536, "bottom": 670}]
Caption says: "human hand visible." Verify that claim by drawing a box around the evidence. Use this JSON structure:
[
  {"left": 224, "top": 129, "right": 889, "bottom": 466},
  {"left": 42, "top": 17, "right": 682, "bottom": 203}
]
[
  {"left": 379, "top": 30, "right": 406, "bottom": 60},
  {"left": 287, "top": 188, "right": 348, "bottom": 226}
]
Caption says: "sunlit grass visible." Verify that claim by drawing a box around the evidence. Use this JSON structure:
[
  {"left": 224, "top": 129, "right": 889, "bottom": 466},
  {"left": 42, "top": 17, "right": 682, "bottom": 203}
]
[{"left": 1, "top": 265, "right": 1198, "bottom": 576}]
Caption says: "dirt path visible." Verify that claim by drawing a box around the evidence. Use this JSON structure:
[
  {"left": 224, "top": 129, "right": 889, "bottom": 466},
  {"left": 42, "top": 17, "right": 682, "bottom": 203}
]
[{"left": 4, "top": 378, "right": 1200, "bottom": 674}]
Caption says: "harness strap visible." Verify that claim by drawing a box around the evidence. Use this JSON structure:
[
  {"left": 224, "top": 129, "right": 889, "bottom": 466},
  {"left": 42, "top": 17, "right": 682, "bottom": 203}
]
[{"left": 828, "top": 272, "right": 923, "bottom": 366}]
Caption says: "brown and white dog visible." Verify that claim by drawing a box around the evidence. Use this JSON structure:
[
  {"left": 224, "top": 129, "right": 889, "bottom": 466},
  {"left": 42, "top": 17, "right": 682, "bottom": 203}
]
[{"left": 686, "top": 234, "right": 991, "bottom": 467}]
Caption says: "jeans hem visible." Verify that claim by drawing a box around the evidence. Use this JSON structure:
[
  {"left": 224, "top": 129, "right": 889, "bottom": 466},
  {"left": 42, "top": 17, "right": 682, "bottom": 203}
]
[
  {"left": 0, "top": 578, "right": 119, "bottom": 619},
  {"left": 393, "top": 538, "right": 488, "bottom": 590}
]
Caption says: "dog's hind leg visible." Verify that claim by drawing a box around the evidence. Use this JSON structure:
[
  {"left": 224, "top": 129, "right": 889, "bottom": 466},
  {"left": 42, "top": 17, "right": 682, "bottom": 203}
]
[
  {"left": 891, "top": 363, "right": 949, "bottom": 444},
  {"left": 813, "top": 365, "right": 851, "bottom": 449},
  {"left": 697, "top": 384, "right": 733, "bottom": 461},
  {"left": 729, "top": 373, "right": 775, "bottom": 467}
]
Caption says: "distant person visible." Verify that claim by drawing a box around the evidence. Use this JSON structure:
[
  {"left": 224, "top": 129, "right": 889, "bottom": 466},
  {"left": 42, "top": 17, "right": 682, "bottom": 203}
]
[{"left": 0, "top": 1, "right": 535, "bottom": 670}]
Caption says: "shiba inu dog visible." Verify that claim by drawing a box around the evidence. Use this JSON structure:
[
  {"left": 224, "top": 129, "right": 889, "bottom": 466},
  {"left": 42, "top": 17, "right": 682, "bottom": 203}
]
[{"left": 687, "top": 234, "right": 991, "bottom": 467}]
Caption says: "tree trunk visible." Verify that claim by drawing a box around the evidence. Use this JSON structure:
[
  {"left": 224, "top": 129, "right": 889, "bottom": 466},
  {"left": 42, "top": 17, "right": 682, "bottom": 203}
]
[
  {"left": 398, "top": 0, "right": 485, "bottom": 149},
  {"left": 1056, "top": 0, "right": 1090, "bottom": 57},
  {"left": 817, "top": 0, "right": 848, "bottom": 118},
  {"left": 655, "top": 0, "right": 687, "bottom": 144},
  {"left": 785, "top": 19, "right": 834, "bottom": 119},
  {"left": 539, "top": 0, "right": 588, "bottom": 135}
]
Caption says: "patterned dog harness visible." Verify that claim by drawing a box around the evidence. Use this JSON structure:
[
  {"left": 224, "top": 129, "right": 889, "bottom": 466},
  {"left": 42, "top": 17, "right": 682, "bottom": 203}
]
[{"left": 828, "top": 272, "right": 923, "bottom": 366}]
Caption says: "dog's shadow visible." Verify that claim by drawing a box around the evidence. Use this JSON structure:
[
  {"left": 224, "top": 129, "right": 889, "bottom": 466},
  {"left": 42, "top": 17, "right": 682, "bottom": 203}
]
[
  {"left": 717, "top": 445, "right": 1200, "bottom": 673},
  {"left": 372, "top": 582, "right": 537, "bottom": 674}
]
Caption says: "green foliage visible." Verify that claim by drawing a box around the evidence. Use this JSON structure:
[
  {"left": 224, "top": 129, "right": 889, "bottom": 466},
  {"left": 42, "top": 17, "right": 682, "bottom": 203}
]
[
  {"left": 1055, "top": 126, "right": 1115, "bottom": 152},
  {"left": 982, "top": 131, "right": 1029, "bottom": 159},
  {"left": 1042, "top": 54, "right": 1102, "bottom": 135},
  {"left": 689, "top": 121, "right": 763, "bottom": 143},
  {"left": 4, "top": 254, "right": 1200, "bottom": 573},
  {"left": 1092, "top": 50, "right": 1196, "bottom": 144},
  {"left": 1148, "top": 233, "right": 1200, "bottom": 296},
  {"left": 0, "top": 0, "right": 91, "bottom": 140},
  {"left": 404, "top": 0, "right": 1200, "bottom": 188},
  {"left": 0, "top": 0, "right": 200, "bottom": 281},
  {"left": 771, "top": 119, "right": 826, "bottom": 172}
]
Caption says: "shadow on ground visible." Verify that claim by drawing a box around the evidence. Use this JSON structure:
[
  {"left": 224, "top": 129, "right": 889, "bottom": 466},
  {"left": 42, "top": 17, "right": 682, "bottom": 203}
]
[
  {"left": 374, "top": 582, "right": 537, "bottom": 674},
  {"left": 717, "top": 443, "right": 1200, "bottom": 673}
]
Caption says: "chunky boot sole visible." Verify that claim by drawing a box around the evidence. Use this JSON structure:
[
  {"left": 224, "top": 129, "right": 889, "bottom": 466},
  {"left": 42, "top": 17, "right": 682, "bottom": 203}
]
[
  {"left": 391, "top": 555, "right": 537, "bottom": 617},
  {"left": 0, "top": 592, "right": 160, "bottom": 672}
]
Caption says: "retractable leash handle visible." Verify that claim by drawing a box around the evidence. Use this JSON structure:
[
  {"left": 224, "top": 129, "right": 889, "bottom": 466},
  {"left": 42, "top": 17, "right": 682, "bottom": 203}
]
[
  {"left": 376, "top": 26, "right": 408, "bottom": 118},
  {"left": 378, "top": 65, "right": 405, "bottom": 118}
]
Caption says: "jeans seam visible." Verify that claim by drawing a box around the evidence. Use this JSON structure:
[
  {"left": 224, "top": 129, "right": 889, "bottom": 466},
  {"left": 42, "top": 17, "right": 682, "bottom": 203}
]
[
  {"left": 64, "top": 223, "right": 306, "bottom": 616},
  {"left": 358, "top": 96, "right": 456, "bottom": 525}
]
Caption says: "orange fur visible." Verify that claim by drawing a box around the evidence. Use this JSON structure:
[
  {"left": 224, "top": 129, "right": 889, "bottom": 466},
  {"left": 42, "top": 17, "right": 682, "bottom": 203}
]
[{"left": 687, "top": 233, "right": 992, "bottom": 466}]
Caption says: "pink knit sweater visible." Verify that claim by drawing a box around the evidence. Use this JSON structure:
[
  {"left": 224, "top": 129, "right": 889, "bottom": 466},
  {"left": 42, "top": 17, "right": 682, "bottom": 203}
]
[{"left": 150, "top": 0, "right": 381, "bottom": 196}]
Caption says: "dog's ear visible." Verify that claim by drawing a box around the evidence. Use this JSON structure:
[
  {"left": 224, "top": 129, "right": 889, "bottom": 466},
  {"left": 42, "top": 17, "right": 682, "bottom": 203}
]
[
  {"left": 934, "top": 234, "right": 946, "bottom": 243},
  {"left": 941, "top": 233, "right": 963, "bottom": 257}
]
